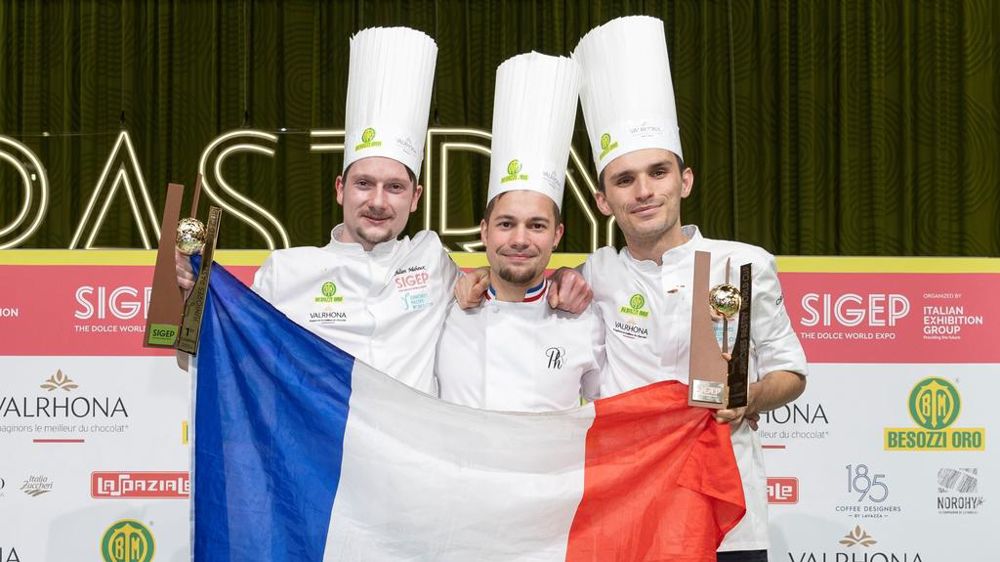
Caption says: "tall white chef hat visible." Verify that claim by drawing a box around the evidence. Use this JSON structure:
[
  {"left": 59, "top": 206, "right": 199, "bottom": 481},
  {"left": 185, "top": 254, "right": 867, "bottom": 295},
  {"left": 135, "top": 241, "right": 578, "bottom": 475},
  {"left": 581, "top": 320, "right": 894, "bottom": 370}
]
[
  {"left": 572, "top": 16, "right": 682, "bottom": 176},
  {"left": 487, "top": 52, "right": 581, "bottom": 210},
  {"left": 343, "top": 27, "right": 438, "bottom": 178}
]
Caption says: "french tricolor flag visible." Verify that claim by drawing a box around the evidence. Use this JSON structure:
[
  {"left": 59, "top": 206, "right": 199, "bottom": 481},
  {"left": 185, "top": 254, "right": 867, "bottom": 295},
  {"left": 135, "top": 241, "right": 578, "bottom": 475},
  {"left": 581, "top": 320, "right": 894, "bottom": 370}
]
[{"left": 193, "top": 263, "right": 745, "bottom": 561}]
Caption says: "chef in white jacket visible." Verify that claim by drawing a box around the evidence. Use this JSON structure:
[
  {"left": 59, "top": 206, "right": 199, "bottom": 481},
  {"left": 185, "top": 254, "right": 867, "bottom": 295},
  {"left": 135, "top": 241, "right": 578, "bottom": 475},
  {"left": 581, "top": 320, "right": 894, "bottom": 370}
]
[
  {"left": 176, "top": 28, "right": 592, "bottom": 394},
  {"left": 177, "top": 27, "right": 453, "bottom": 393},
  {"left": 435, "top": 52, "right": 604, "bottom": 412},
  {"left": 573, "top": 16, "right": 807, "bottom": 562}
]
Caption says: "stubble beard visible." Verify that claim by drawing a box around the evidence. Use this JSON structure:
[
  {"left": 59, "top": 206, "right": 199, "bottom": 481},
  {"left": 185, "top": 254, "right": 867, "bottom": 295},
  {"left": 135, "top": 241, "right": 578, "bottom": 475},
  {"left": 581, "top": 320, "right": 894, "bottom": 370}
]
[{"left": 495, "top": 262, "right": 541, "bottom": 286}]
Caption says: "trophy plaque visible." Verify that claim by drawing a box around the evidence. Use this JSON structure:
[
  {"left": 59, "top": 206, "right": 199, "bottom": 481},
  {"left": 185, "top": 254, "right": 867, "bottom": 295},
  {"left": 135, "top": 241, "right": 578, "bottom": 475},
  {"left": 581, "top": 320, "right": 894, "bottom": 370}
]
[
  {"left": 688, "top": 251, "right": 751, "bottom": 409},
  {"left": 144, "top": 175, "right": 221, "bottom": 356}
]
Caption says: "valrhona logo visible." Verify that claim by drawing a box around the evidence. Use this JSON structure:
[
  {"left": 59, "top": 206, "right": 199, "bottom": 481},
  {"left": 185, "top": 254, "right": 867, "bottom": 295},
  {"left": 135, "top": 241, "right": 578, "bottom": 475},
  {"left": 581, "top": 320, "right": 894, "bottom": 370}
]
[
  {"left": 0, "top": 547, "right": 21, "bottom": 562},
  {"left": 0, "top": 371, "right": 127, "bottom": 419},
  {"left": 787, "top": 526, "right": 924, "bottom": 562}
]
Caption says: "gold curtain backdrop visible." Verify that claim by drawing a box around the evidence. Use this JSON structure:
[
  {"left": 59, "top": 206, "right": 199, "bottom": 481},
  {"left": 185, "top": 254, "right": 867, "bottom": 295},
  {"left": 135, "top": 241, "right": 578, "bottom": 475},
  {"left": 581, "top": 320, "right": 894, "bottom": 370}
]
[{"left": 0, "top": 0, "right": 997, "bottom": 255}]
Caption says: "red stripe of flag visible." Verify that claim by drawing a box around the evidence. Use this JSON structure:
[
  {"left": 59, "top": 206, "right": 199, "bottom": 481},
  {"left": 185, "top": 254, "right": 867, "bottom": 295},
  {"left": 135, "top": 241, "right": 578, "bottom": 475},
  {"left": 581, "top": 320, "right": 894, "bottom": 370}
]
[{"left": 566, "top": 381, "right": 746, "bottom": 562}]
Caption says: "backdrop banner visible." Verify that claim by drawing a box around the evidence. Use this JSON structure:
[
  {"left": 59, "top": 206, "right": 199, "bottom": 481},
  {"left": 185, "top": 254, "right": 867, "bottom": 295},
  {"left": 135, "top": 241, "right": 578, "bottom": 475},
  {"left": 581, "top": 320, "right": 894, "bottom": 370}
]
[{"left": 0, "top": 251, "right": 996, "bottom": 561}]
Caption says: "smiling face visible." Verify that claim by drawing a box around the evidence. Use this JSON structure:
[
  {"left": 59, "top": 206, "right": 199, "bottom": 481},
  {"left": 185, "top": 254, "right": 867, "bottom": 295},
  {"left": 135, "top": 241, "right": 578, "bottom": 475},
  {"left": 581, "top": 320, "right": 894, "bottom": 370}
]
[
  {"left": 595, "top": 148, "right": 693, "bottom": 255},
  {"left": 481, "top": 190, "right": 564, "bottom": 288},
  {"left": 335, "top": 156, "right": 423, "bottom": 250}
]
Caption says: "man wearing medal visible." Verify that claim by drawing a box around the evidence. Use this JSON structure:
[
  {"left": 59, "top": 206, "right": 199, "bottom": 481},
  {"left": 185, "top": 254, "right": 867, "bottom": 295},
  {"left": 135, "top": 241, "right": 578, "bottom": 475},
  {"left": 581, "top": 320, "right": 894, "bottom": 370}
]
[
  {"left": 436, "top": 52, "right": 604, "bottom": 412},
  {"left": 573, "top": 16, "right": 808, "bottom": 562}
]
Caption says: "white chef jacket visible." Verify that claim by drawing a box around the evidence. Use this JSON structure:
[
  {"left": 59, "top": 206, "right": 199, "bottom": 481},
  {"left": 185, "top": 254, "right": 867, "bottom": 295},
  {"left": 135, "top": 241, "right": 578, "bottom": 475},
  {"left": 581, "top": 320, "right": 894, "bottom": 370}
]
[
  {"left": 582, "top": 224, "right": 807, "bottom": 552},
  {"left": 436, "top": 281, "right": 605, "bottom": 412},
  {"left": 253, "top": 224, "right": 459, "bottom": 394}
]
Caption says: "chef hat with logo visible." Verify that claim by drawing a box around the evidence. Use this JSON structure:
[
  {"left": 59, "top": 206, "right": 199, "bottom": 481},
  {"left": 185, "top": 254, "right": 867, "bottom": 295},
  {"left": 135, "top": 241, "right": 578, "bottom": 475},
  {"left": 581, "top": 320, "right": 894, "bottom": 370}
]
[
  {"left": 487, "top": 52, "right": 581, "bottom": 210},
  {"left": 572, "top": 16, "right": 682, "bottom": 176},
  {"left": 343, "top": 27, "right": 438, "bottom": 178}
]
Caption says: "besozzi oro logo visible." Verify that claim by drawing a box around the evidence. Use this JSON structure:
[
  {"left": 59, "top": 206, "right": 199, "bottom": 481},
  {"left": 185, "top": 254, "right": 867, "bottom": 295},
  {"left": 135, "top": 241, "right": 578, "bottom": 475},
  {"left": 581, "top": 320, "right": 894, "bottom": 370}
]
[
  {"left": 884, "top": 376, "right": 984, "bottom": 451},
  {"left": 101, "top": 519, "right": 155, "bottom": 562}
]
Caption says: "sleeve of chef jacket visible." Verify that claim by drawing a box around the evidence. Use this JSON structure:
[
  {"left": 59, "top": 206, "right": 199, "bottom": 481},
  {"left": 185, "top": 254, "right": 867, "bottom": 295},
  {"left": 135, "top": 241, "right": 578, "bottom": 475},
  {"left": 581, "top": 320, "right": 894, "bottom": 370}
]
[
  {"left": 251, "top": 252, "right": 277, "bottom": 303},
  {"left": 750, "top": 253, "right": 808, "bottom": 378},
  {"left": 580, "top": 305, "right": 606, "bottom": 402}
]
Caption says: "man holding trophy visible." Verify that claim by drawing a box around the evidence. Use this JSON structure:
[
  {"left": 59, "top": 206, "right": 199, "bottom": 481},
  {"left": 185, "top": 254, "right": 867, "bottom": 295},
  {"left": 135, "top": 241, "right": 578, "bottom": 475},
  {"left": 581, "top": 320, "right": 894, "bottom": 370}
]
[
  {"left": 174, "top": 27, "right": 590, "bottom": 394},
  {"left": 573, "top": 16, "right": 808, "bottom": 562}
]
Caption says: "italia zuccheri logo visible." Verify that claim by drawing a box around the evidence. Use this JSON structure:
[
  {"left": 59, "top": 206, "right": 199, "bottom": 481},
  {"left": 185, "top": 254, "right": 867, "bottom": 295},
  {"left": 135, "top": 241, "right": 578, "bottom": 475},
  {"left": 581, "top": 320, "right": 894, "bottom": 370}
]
[
  {"left": 619, "top": 293, "right": 649, "bottom": 318},
  {"left": 101, "top": 519, "right": 155, "bottom": 562},
  {"left": 315, "top": 281, "right": 344, "bottom": 303},
  {"left": 883, "top": 376, "right": 984, "bottom": 451}
]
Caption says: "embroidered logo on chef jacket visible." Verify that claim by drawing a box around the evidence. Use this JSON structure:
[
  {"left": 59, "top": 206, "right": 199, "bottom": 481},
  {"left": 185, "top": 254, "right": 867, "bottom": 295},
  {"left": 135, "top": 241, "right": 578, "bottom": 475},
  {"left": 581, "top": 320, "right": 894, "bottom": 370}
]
[
  {"left": 618, "top": 293, "right": 650, "bottom": 318},
  {"left": 308, "top": 280, "right": 349, "bottom": 324},
  {"left": 613, "top": 292, "right": 651, "bottom": 340},
  {"left": 314, "top": 281, "right": 345, "bottom": 303},
  {"left": 394, "top": 265, "right": 433, "bottom": 312},
  {"left": 545, "top": 347, "right": 566, "bottom": 370}
]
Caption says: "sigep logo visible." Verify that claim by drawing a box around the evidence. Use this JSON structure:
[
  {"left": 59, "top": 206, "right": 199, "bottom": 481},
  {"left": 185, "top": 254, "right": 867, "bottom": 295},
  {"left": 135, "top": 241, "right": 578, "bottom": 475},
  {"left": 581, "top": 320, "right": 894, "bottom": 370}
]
[
  {"left": 884, "top": 376, "right": 985, "bottom": 451},
  {"left": 767, "top": 477, "right": 798, "bottom": 504},
  {"left": 500, "top": 159, "right": 528, "bottom": 184},
  {"left": 101, "top": 520, "right": 154, "bottom": 562},
  {"left": 314, "top": 281, "right": 344, "bottom": 304},
  {"left": 75, "top": 286, "right": 152, "bottom": 320},
  {"left": 619, "top": 293, "right": 649, "bottom": 318},
  {"left": 355, "top": 127, "right": 382, "bottom": 151},
  {"left": 799, "top": 292, "right": 909, "bottom": 327}
]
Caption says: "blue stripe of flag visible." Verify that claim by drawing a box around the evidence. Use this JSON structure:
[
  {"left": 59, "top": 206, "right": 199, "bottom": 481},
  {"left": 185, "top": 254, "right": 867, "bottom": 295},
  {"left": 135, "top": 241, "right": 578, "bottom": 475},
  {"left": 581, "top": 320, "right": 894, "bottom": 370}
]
[{"left": 194, "top": 259, "right": 354, "bottom": 561}]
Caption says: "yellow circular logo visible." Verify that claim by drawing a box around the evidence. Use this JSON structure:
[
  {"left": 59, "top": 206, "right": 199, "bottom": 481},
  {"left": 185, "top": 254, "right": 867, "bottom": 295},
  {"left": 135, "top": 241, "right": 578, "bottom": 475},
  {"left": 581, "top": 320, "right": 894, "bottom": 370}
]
[
  {"left": 507, "top": 159, "right": 521, "bottom": 176},
  {"left": 600, "top": 133, "right": 611, "bottom": 151},
  {"left": 101, "top": 519, "right": 155, "bottom": 562},
  {"left": 908, "top": 377, "right": 961, "bottom": 430},
  {"left": 321, "top": 281, "right": 337, "bottom": 297},
  {"left": 629, "top": 293, "right": 646, "bottom": 310},
  {"left": 361, "top": 127, "right": 376, "bottom": 143}
]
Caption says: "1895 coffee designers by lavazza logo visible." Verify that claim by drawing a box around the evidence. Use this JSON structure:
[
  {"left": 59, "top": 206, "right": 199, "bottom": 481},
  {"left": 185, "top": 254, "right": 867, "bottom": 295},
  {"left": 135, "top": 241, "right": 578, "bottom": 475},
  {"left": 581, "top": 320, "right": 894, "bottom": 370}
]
[
  {"left": 883, "top": 376, "right": 984, "bottom": 451},
  {"left": 787, "top": 526, "right": 924, "bottom": 562},
  {"left": 937, "top": 467, "right": 984, "bottom": 515},
  {"left": 834, "top": 464, "right": 902, "bottom": 520}
]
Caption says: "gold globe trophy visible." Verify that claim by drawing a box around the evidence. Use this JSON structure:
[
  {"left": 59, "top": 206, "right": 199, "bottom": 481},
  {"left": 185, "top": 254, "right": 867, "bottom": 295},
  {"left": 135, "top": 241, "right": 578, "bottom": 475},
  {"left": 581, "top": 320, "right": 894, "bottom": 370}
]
[
  {"left": 688, "top": 253, "right": 751, "bottom": 409},
  {"left": 144, "top": 176, "right": 222, "bottom": 355}
]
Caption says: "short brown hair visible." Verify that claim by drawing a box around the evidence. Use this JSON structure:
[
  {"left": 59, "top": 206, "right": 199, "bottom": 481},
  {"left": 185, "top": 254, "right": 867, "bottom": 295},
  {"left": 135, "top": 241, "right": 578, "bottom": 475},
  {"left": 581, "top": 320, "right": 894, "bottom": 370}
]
[
  {"left": 342, "top": 161, "right": 418, "bottom": 188},
  {"left": 484, "top": 191, "right": 562, "bottom": 225},
  {"left": 597, "top": 151, "right": 686, "bottom": 192}
]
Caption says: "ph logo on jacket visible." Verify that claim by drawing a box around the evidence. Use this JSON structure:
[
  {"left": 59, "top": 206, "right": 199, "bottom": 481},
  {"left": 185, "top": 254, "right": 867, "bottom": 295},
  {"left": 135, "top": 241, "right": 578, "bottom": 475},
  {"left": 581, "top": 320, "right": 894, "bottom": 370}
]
[{"left": 545, "top": 347, "right": 566, "bottom": 370}]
